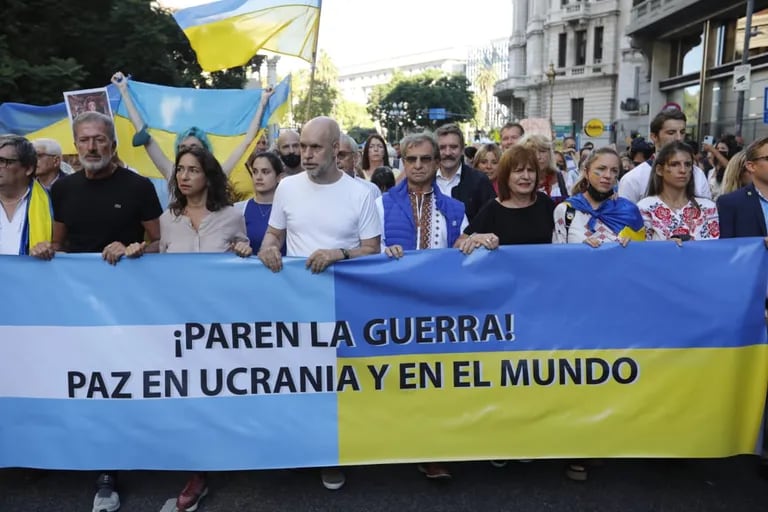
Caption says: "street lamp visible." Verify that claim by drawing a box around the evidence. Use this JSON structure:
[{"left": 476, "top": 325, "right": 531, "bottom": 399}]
[
  {"left": 389, "top": 101, "right": 408, "bottom": 142},
  {"left": 544, "top": 63, "right": 563, "bottom": 138}
]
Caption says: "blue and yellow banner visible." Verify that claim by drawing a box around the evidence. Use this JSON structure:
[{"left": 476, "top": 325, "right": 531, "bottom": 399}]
[
  {"left": 174, "top": 0, "right": 321, "bottom": 71},
  {"left": 0, "top": 76, "right": 291, "bottom": 197},
  {"left": 0, "top": 240, "right": 766, "bottom": 470}
]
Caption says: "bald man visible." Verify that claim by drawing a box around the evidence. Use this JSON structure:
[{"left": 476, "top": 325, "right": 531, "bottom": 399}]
[
  {"left": 259, "top": 117, "right": 380, "bottom": 274},
  {"left": 257, "top": 117, "right": 380, "bottom": 490},
  {"left": 276, "top": 129, "right": 302, "bottom": 175}
]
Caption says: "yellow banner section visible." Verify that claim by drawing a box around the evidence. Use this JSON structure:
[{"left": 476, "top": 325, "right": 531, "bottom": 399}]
[
  {"left": 337, "top": 346, "right": 768, "bottom": 464},
  {"left": 26, "top": 116, "right": 255, "bottom": 198}
]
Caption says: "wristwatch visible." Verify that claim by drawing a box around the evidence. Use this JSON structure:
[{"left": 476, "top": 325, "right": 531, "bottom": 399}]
[{"left": 340, "top": 248, "right": 350, "bottom": 260}]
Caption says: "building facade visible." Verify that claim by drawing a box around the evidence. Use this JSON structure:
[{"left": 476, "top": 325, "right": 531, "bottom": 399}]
[
  {"left": 626, "top": 0, "right": 768, "bottom": 144},
  {"left": 495, "top": 0, "right": 626, "bottom": 146},
  {"left": 466, "top": 38, "right": 510, "bottom": 134},
  {"left": 337, "top": 48, "right": 467, "bottom": 106}
]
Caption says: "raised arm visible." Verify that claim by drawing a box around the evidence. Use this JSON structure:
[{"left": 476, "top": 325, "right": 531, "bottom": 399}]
[
  {"left": 111, "top": 71, "right": 173, "bottom": 179},
  {"left": 221, "top": 87, "right": 275, "bottom": 176}
]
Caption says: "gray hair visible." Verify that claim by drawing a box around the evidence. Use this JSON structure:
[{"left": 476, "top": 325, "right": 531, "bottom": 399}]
[
  {"left": 32, "top": 138, "right": 63, "bottom": 156},
  {"left": 0, "top": 134, "right": 37, "bottom": 171},
  {"left": 72, "top": 111, "right": 116, "bottom": 142},
  {"left": 339, "top": 134, "right": 358, "bottom": 152},
  {"left": 400, "top": 132, "right": 439, "bottom": 159}
]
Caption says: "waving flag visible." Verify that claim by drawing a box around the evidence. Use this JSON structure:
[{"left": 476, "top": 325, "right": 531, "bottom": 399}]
[
  {"left": 173, "top": 0, "right": 321, "bottom": 72},
  {"left": 0, "top": 75, "right": 291, "bottom": 199}
]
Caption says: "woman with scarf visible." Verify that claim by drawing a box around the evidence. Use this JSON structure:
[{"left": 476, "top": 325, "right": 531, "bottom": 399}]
[{"left": 554, "top": 147, "right": 645, "bottom": 247}]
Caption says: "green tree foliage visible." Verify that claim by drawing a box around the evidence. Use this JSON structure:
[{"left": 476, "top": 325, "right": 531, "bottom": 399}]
[
  {"left": 292, "top": 50, "right": 339, "bottom": 125},
  {"left": 0, "top": 0, "right": 250, "bottom": 105},
  {"left": 367, "top": 71, "right": 475, "bottom": 137},
  {"left": 347, "top": 126, "right": 378, "bottom": 145},
  {"left": 335, "top": 99, "right": 373, "bottom": 132}
]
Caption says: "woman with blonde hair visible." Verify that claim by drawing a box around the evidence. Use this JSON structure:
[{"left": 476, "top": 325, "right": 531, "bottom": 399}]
[
  {"left": 721, "top": 149, "right": 751, "bottom": 195},
  {"left": 521, "top": 134, "right": 572, "bottom": 206},
  {"left": 472, "top": 143, "right": 503, "bottom": 192}
]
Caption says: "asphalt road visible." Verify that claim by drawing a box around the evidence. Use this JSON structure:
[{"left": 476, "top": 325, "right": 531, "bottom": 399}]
[{"left": 2, "top": 457, "right": 768, "bottom": 512}]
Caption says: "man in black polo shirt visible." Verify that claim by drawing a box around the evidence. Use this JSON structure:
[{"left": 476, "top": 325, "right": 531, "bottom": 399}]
[
  {"left": 31, "top": 111, "right": 161, "bottom": 512},
  {"left": 32, "top": 111, "right": 162, "bottom": 265}
]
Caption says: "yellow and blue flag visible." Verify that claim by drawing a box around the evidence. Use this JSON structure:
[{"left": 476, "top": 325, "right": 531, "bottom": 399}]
[
  {"left": 0, "top": 75, "right": 291, "bottom": 199},
  {"left": 173, "top": 0, "right": 321, "bottom": 72}
]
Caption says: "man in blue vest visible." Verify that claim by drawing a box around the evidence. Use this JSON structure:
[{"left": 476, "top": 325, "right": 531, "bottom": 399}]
[{"left": 377, "top": 131, "right": 467, "bottom": 263}]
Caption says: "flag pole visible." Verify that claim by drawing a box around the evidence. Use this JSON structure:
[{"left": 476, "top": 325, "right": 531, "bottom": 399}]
[{"left": 304, "top": 1, "right": 322, "bottom": 122}]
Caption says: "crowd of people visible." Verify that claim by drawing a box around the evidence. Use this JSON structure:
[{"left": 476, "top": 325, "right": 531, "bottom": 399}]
[{"left": 1, "top": 72, "right": 768, "bottom": 511}]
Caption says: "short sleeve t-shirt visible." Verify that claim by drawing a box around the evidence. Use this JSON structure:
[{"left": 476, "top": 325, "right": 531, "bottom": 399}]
[
  {"left": 269, "top": 172, "right": 381, "bottom": 257},
  {"left": 465, "top": 192, "right": 555, "bottom": 245},
  {"left": 51, "top": 167, "right": 163, "bottom": 253}
]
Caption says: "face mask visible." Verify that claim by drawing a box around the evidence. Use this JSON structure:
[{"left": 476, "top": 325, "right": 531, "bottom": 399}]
[
  {"left": 280, "top": 153, "right": 301, "bottom": 169},
  {"left": 587, "top": 183, "right": 613, "bottom": 202}
]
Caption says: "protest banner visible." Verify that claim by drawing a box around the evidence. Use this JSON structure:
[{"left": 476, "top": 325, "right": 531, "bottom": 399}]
[{"left": 0, "top": 240, "right": 766, "bottom": 470}]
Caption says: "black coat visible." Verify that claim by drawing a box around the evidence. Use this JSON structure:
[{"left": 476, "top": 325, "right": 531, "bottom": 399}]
[{"left": 450, "top": 164, "right": 496, "bottom": 221}]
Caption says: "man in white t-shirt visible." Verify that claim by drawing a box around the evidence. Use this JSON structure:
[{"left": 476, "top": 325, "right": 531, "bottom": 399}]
[
  {"left": 618, "top": 109, "right": 711, "bottom": 203},
  {"left": 258, "top": 116, "right": 380, "bottom": 491}
]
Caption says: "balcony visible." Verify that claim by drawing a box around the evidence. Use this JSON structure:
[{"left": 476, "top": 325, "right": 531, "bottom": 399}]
[
  {"left": 562, "top": 1, "right": 591, "bottom": 24},
  {"left": 627, "top": 0, "right": 766, "bottom": 39}
]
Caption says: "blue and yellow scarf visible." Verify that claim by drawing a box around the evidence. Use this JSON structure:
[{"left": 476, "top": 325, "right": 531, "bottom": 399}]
[
  {"left": 18, "top": 180, "right": 53, "bottom": 255},
  {"left": 566, "top": 193, "right": 645, "bottom": 241}
]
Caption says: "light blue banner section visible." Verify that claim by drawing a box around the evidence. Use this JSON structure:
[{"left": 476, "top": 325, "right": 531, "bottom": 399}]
[
  {"left": 0, "top": 394, "right": 337, "bottom": 470},
  {"left": 0, "top": 254, "right": 335, "bottom": 326}
]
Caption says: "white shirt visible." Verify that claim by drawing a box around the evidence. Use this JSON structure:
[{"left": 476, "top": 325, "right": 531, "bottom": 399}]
[
  {"left": 375, "top": 192, "right": 469, "bottom": 251},
  {"left": 354, "top": 175, "right": 382, "bottom": 199},
  {"left": 0, "top": 188, "right": 31, "bottom": 255},
  {"left": 618, "top": 160, "right": 711, "bottom": 204},
  {"left": 436, "top": 164, "right": 463, "bottom": 197},
  {"left": 269, "top": 172, "right": 381, "bottom": 257}
]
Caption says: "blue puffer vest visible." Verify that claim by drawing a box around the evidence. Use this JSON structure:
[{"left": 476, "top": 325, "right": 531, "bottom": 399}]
[{"left": 381, "top": 179, "right": 465, "bottom": 250}]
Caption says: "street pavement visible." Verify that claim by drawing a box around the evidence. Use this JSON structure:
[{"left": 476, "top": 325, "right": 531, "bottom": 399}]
[{"left": 2, "top": 456, "right": 768, "bottom": 511}]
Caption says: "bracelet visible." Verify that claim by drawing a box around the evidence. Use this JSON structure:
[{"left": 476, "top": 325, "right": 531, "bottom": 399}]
[
  {"left": 340, "top": 248, "right": 350, "bottom": 260},
  {"left": 132, "top": 125, "right": 151, "bottom": 147}
]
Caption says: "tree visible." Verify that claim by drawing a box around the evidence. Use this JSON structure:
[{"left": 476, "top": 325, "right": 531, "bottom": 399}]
[
  {"left": 367, "top": 71, "right": 475, "bottom": 139},
  {"left": 474, "top": 66, "right": 498, "bottom": 131},
  {"left": 292, "top": 50, "right": 338, "bottom": 125},
  {"left": 335, "top": 99, "right": 373, "bottom": 132},
  {"left": 0, "top": 0, "right": 250, "bottom": 105}
]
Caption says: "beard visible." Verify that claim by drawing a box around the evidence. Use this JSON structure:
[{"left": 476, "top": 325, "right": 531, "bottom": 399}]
[{"left": 79, "top": 153, "right": 113, "bottom": 173}]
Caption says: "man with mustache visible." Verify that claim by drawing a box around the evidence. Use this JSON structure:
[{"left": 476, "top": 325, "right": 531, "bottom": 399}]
[{"left": 435, "top": 124, "right": 496, "bottom": 220}]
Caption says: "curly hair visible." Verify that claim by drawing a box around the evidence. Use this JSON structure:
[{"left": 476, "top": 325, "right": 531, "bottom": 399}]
[{"left": 168, "top": 146, "right": 233, "bottom": 216}]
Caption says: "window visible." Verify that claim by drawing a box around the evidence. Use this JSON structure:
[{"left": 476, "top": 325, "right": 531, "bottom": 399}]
[
  {"left": 558, "top": 33, "right": 567, "bottom": 68},
  {"left": 575, "top": 30, "right": 587, "bottom": 66},
  {"left": 735, "top": 9, "right": 768, "bottom": 61},
  {"left": 594, "top": 26, "right": 604, "bottom": 62},
  {"left": 571, "top": 98, "right": 584, "bottom": 135}
]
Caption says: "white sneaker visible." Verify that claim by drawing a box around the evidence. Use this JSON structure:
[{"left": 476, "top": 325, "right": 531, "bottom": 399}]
[
  {"left": 320, "top": 467, "right": 346, "bottom": 490},
  {"left": 92, "top": 490, "right": 120, "bottom": 512}
]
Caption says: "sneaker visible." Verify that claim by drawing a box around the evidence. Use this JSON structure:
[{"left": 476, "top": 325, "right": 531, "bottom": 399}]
[
  {"left": 176, "top": 472, "right": 208, "bottom": 512},
  {"left": 565, "top": 463, "right": 588, "bottom": 481},
  {"left": 417, "top": 463, "right": 452, "bottom": 479},
  {"left": 490, "top": 460, "right": 508, "bottom": 468},
  {"left": 92, "top": 473, "right": 120, "bottom": 512},
  {"left": 320, "top": 467, "right": 346, "bottom": 490}
]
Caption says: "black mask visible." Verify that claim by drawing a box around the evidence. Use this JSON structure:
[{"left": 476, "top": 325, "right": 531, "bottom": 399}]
[
  {"left": 587, "top": 183, "right": 614, "bottom": 202},
  {"left": 280, "top": 153, "right": 301, "bottom": 169}
]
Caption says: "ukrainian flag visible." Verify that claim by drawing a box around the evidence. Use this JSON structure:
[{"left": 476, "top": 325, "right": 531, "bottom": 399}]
[
  {"left": 0, "top": 75, "right": 291, "bottom": 200},
  {"left": 174, "top": 0, "right": 321, "bottom": 72}
]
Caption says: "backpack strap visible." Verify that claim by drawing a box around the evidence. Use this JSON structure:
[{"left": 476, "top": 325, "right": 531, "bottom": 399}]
[
  {"left": 564, "top": 203, "right": 576, "bottom": 238},
  {"left": 556, "top": 171, "right": 569, "bottom": 199}
]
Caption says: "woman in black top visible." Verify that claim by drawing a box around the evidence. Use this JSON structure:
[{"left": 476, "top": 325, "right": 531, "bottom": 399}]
[{"left": 457, "top": 145, "right": 554, "bottom": 254}]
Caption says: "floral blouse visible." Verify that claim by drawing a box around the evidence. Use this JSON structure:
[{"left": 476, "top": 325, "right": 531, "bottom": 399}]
[{"left": 636, "top": 196, "right": 720, "bottom": 241}]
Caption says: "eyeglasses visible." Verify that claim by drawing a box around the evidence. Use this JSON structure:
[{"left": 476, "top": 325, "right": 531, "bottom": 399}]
[
  {"left": 751, "top": 156, "right": 768, "bottom": 163},
  {"left": 0, "top": 156, "right": 20, "bottom": 168},
  {"left": 36, "top": 153, "right": 56, "bottom": 158},
  {"left": 337, "top": 151, "right": 354, "bottom": 158},
  {"left": 404, "top": 155, "right": 435, "bottom": 164}
]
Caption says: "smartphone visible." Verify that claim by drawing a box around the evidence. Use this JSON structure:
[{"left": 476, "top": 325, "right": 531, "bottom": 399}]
[{"left": 702, "top": 135, "right": 714, "bottom": 146}]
